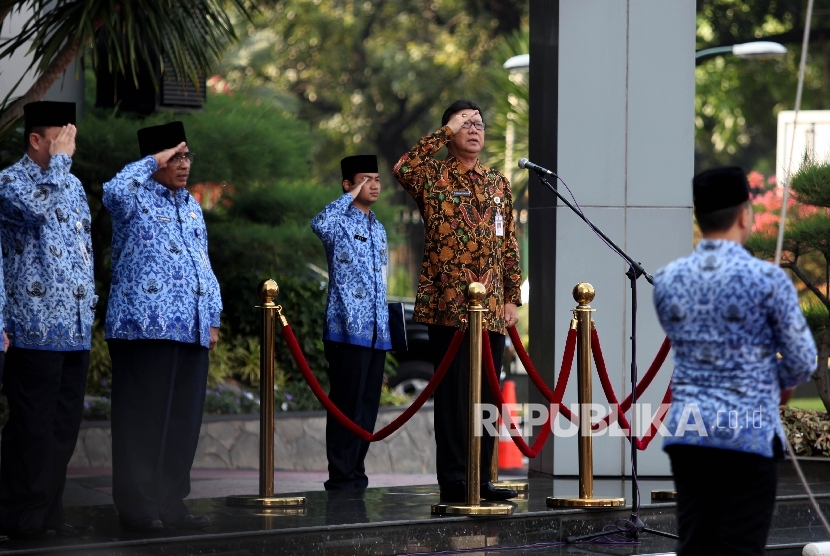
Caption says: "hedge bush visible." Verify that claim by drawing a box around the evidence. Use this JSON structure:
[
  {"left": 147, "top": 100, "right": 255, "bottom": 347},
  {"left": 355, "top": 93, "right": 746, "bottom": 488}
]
[{"left": 780, "top": 406, "right": 830, "bottom": 457}]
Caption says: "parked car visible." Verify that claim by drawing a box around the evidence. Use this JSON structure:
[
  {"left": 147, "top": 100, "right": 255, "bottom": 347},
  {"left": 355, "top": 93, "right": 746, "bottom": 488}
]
[
  {"left": 386, "top": 300, "right": 513, "bottom": 398},
  {"left": 387, "top": 301, "right": 433, "bottom": 398}
]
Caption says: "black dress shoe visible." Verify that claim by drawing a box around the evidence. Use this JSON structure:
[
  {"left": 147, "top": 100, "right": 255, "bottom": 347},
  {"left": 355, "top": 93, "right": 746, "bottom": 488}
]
[
  {"left": 480, "top": 481, "right": 518, "bottom": 501},
  {"left": 439, "top": 480, "right": 467, "bottom": 503},
  {"left": 50, "top": 523, "right": 79, "bottom": 537},
  {"left": 120, "top": 519, "right": 164, "bottom": 532},
  {"left": 51, "top": 523, "right": 93, "bottom": 537},
  {"left": 165, "top": 515, "right": 210, "bottom": 530},
  {"left": 7, "top": 526, "right": 45, "bottom": 540}
]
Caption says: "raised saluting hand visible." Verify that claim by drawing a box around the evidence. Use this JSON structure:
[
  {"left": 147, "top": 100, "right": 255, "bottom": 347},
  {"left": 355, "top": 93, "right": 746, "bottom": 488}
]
[
  {"left": 347, "top": 176, "right": 370, "bottom": 200},
  {"left": 153, "top": 142, "right": 188, "bottom": 169},
  {"left": 446, "top": 109, "right": 481, "bottom": 134},
  {"left": 48, "top": 124, "right": 77, "bottom": 157}
]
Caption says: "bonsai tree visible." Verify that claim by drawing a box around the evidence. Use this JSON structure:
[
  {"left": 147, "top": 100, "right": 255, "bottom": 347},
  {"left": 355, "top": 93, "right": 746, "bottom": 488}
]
[{"left": 747, "top": 162, "right": 830, "bottom": 411}]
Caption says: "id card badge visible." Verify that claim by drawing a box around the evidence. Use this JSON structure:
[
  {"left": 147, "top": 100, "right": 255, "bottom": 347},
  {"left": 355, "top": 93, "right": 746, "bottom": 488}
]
[
  {"left": 495, "top": 213, "right": 504, "bottom": 237},
  {"left": 76, "top": 222, "right": 91, "bottom": 265},
  {"left": 382, "top": 265, "right": 388, "bottom": 286}
]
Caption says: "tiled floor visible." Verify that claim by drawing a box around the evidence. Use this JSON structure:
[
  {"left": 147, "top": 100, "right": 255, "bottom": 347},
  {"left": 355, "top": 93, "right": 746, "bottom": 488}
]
[
  {"left": 63, "top": 467, "right": 443, "bottom": 507},
  {"left": 0, "top": 468, "right": 823, "bottom": 555}
]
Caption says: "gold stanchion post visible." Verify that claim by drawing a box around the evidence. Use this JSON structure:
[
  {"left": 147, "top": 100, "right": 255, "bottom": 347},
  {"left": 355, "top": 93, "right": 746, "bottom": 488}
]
[
  {"left": 431, "top": 283, "right": 513, "bottom": 516},
  {"left": 547, "top": 283, "right": 625, "bottom": 508},
  {"left": 227, "top": 279, "right": 306, "bottom": 510}
]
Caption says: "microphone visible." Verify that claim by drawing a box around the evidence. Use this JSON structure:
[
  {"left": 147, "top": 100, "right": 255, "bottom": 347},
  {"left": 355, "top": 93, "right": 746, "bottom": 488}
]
[{"left": 518, "top": 158, "right": 557, "bottom": 177}]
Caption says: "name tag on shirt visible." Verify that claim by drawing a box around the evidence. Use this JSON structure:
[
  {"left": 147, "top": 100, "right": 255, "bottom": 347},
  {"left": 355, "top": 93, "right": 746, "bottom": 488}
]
[
  {"left": 452, "top": 190, "right": 471, "bottom": 197},
  {"left": 382, "top": 265, "right": 388, "bottom": 286},
  {"left": 354, "top": 234, "right": 367, "bottom": 242},
  {"left": 156, "top": 216, "right": 171, "bottom": 222}
]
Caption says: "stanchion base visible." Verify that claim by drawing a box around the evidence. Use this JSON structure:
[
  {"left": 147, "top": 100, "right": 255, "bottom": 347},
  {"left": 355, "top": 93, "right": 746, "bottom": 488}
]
[
  {"left": 491, "top": 481, "right": 529, "bottom": 493},
  {"left": 254, "top": 507, "right": 308, "bottom": 517},
  {"left": 546, "top": 496, "right": 625, "bottom": 508},
  {"left": 226, "top": 495, "right": 307, "bottom": 508},
  {"left": 650, "top": 490, "right": 677, "bottom": 502},
  {"left": 431, "top": 502, "right": 514, "bottom": 516}
]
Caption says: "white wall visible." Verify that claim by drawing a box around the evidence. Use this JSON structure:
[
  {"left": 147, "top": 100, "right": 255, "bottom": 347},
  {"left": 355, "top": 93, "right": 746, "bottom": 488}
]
[
  {"left": 776, "top": 110, "right": 830, "bottom": 183},
  {"left": 0, "top": 5, "right": 85, "bottom": 114},
  {"left": 533, "top": 0, "right": 695, "bottom": 478}
]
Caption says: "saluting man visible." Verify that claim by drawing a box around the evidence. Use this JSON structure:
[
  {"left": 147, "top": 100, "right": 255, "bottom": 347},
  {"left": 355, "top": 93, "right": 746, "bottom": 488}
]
[
  {"left": 103, "top": 121, "right": 221, "bottom": 532},
  {"left": 311, "top": 155, "right": 391, "bottom": 490},
  {"left": 654, "top": 167, "right": 817, "bottom": 555},
  {"left": 0, "top": 101, "right": 96, "bottom": 538},
  {"left": 394, "top": 100, "right": 522, "bottom": 503}
]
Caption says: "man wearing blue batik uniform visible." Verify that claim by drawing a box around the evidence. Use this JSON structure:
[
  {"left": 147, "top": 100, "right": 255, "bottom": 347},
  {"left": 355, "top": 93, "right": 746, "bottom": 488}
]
[
  {"left": 312, "top": 155, "right": 391, "bottom": 490},
  {"left": 103, "top": 121, "right": 221, "bottom": 532},
  {"left": 0, "top": 101, "right": 95, "bottom": 539},
  {"left": 653, "top": 166, "right": 817, "bottom": 556}
]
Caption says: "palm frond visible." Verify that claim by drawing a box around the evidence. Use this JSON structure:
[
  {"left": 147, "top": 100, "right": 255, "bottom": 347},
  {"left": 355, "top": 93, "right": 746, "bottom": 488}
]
[{"left": 0, "top": 0, "right": 252, "bottom": 91}]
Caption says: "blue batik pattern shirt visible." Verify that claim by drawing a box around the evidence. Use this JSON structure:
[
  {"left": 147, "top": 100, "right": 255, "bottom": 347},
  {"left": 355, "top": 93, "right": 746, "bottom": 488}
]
[
  {"left": 0, "top": 154, "right": 96, "bottom": 350},
  {"left": 653, "top": 239, "right": 816, "bottom": 458},
  {"left": 103, "top": 157, "right": 221, "bottom": 349},
  {"left": 311, "top": 194, "right": 391, "bottom": 350}
]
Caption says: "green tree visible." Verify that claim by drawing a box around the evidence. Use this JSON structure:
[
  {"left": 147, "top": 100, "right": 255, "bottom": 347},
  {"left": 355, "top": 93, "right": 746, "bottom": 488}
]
[
  {"left": 747, "top": 160, "right": 830, "bottom": 412},
  {"left": 481, "top": 30, "right": 528, "bottom": 201},
  {"left": 695, "top": 0, "right": 830, "bottom": 173},
  {"left": 216, "top": 0, "right": 524, "bottom": 177},
  {"left": 0, "top": 0, "right": 250, "bottom": 135}
]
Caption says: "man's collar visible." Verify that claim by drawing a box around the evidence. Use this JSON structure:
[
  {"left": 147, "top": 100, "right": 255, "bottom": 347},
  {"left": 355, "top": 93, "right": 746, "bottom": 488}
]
[
  {"left": 696, "top": 238, "right": 746, "bottom": 254},
  {"left": 21, "top": 153, "right": 45, "bottom": 178},
  {"left": 151, "top": 179, "right": 189, "bottom": 201},
  {"left": 445, "top": 154, "right": 486, "bottom": 176},
  {"left": 347, "top": 202, "right": 374, "bottom": 219}
]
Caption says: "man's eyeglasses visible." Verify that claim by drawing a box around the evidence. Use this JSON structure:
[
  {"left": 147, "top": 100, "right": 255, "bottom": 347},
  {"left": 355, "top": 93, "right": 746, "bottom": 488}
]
[
  {"left": 460, "top": 121, "right": 486, "bottom": 131},
  {"left": 169, "top": 152, "right": 195, "bottom": 166}
]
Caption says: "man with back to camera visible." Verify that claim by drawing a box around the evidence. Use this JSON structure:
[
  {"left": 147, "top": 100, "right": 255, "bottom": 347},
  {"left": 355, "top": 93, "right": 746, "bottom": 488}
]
[
  {"left": 0, "top": 101, "right": 95, "bottom": 539},
  {"left": 103, "top": 121, "right": 221, "bottom": 531},
  {"left": 653, "top": 167, "right": 817, "bottom": 555},
  {"left": 311, "top": 155, "right": 391, "bottom": 490},
  {"left": 393, "top": 100, "right": 522, "bottom": 502}
]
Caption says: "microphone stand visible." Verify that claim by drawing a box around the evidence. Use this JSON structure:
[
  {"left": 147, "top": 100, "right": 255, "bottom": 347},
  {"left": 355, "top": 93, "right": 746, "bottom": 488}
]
[{"left": 532, "top": 171, "right": 677, "bottom": 543}]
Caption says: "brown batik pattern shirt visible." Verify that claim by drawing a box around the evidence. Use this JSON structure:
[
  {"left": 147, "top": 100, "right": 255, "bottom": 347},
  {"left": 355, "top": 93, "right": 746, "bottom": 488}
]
[{"left": 393, "top": 126, "right": 522, "bottom": 334}]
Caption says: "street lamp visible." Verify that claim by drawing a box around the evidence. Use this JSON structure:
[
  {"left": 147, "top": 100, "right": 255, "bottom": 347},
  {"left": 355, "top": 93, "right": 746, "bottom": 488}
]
[
  {"left": 695, "top": 41, "right": 787, "bottom": 65},
  {"left": 506, "top": 42, "right": 787, "bottom": 71},
  {"left": 503, "top": 54, "right": 529, "bottom": 72}
]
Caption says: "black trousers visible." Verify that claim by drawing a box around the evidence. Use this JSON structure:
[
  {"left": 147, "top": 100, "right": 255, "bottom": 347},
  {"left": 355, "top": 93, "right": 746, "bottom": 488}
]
[
  {"left": 323, "top": 341, "right": 386, "bottom": 490},
  {"left": 109, "top": 339, "right": 208, "bottom": 525},
  {"left": 667, "top": 443, "right": 780, "bottom": 556},
  {"left": 0, "top": 351, "right": 6, "bottom": 387},
  {"left": 0, "top": 348, "right": 89, "bottom": 532},
  {"left": 428, "top": 325, "right": 505, "bottom": 486}
]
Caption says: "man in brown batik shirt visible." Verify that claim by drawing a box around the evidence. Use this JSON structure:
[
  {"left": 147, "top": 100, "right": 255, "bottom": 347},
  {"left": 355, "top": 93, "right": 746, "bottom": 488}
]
[{"left": 394, "top": 99, "right": 522, "bottom": 502}]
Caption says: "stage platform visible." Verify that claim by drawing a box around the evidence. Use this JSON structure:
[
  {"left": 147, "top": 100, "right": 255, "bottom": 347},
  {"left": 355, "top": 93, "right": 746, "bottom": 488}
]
[{"left": 0, "top": 468, "right": 828, "bottom": 555}]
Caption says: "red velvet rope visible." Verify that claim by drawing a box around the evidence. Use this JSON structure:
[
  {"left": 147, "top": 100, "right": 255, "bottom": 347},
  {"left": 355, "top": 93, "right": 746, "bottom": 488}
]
[
  {"left": 507, "top": 325, "right": 672, "bottom": 451},
  {"left": 281, "top": 324, "right": 465, "bottom": 442},
  {"left": 590, "top": 328, "right": 672, "bottom": 450},
  {"left": 595, "top": 334, "right": 671, "bottom": 428},
  {"left": 508, "top": 326, "right": 578, "bottom": 422},
  {"left": 636, "top": 385, "right": 672, "bottom": 451},
  {"left": 482, "top": 331, "right": 552, "bottom": 458}
]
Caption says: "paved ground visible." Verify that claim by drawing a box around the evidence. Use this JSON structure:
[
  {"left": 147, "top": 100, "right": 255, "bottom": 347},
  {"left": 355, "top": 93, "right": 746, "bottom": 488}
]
[{"left": 63, "top": 467, "right": 530, "bottom": 507}]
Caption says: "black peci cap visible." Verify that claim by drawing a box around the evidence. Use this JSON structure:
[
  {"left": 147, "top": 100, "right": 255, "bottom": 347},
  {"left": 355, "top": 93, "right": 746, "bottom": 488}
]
[
  {"left": 693, "top": 166, "right": 750, "bottom": 214},
  {"left": 137, "top": 121, "right": 187, "bottom": 157},
  {"left": 341, "top": 155, "right": 379, "bottom": 181},
  {"left": 23, "top": 101, "right": 76, "bottom": 128}
]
